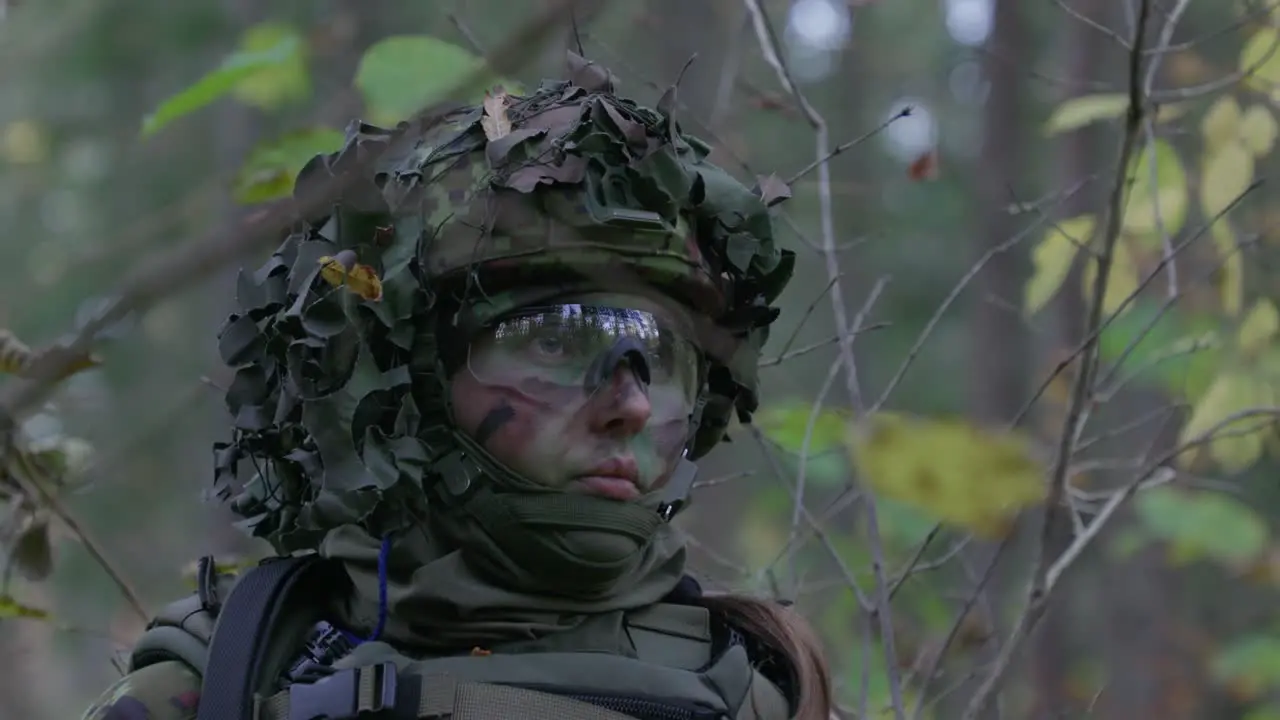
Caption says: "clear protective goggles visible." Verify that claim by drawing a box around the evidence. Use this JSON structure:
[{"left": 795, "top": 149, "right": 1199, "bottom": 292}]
[{"left": 465, "top": 304, "right": 702, "bottom": 422}]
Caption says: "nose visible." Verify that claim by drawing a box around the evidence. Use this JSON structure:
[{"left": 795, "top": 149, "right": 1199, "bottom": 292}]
[{"left": 588, "top": 361, "right": 652, "bottom": 437}]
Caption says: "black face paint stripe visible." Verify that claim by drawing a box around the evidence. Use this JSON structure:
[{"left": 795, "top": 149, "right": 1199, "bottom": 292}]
[{"left": 473, "top": 400, "right": 516, "bottom": 447}]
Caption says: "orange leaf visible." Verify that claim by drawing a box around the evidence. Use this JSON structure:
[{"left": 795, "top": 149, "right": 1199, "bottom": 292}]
[
  {"left": 318, "top": 253, "right": 383, "bottom": 302},
  {"left": 907, "top": 149, "right": 939, "bottom": 182}
]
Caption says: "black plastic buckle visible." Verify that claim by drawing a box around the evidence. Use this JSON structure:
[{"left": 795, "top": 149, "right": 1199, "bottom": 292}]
[{"left": 287, "top": 662, "right": 398, "bottom": 720}]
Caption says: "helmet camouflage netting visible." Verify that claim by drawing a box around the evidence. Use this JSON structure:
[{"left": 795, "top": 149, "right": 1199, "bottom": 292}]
[{"left": 212, "top": 56, "right": 796, "bottom": 553}]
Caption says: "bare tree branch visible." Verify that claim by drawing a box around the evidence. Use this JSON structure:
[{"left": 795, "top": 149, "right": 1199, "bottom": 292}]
[{"left": 961, "top": 1, "right": 1154, "bottom": 714}]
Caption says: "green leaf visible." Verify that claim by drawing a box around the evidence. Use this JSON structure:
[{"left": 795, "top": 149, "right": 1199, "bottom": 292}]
[
  {"left": 1044, "top": 94, "right": 1129, "bottom": 136},
  {"left": 1023, "top": 215, "right": 1091, "bottom": 316},
  {"left": 1122, "top": 139, "right": 1187, "bottom": 237},
  {"left": 1081, "top": 236, "right": 1139, "bottom": 319},
  {"left": 355, "top": 35, "right": 521, "bottom": 126},
  {"left": 234, "top": 128, "right": 346, "bottom": 204},
  {"left": 1213, "top": 635, "right": 1280, "bottom": 699},
  {"left": 1240, "top": 104, "right": 1278, "bottom": 156},
  {"left": 1240, "top": 27, "right": 1280, "bottom": 97},
  {"left": 1178, "top": 371, "right": 1274, "bottom": 473},
  {"left": 1134, "top": 486, "right": 1269, "bottom": 566},
  {"left": 1044, "top": 94, "right": 1186, "bottom": 136},
  {"left": 1201, "top": 141, "right": 1256, "bottom": 220},
  {"left": 1202, "top": 95, "right": 1243, "bottom": 153},
  {"left": 756, "top": 401, "right": 850, "bottom": 456},
  {"left": 1214, "top": 223, "right": 1245, "bottom": 317},
  {"left": 142, "top": 32, "right": 301, "bottom": 137},
  {"left": 0, "top": 594, "right": 51, "bottom": 620},
  {"left": 231, "top": 22, "right": 310, "bottom": 111},
  {"left": 1096, "top": 299, "right": 1221, "bottom": 398},
  {"left": 876, "top": 496, "right": 937, "bottom": 549},
  {"left": 1239, "top": 299, "right": 1280, "bottom": 356}
]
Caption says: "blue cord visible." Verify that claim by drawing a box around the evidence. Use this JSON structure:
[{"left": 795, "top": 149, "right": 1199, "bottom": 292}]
[{"left": 340, "top": 534, "right": 392, "bottom": 645}]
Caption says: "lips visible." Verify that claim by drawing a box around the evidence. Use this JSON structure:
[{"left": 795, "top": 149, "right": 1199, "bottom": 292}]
[{"left": 575, "top": 457, "right": 641, "bottom": 501}]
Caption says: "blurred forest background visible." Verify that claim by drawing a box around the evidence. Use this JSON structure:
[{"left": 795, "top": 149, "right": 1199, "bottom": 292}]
[{"left": 2, "top": 0, "right": 1280, "bottom": 718}]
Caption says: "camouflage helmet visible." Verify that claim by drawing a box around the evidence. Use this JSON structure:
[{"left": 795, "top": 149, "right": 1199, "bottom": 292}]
[{"left": 212, "top": 56, "right": 796, "bottom": 553}]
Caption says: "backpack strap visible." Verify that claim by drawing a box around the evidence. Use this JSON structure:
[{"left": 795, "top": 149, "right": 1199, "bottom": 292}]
[
  {"left": 196, "top": 553, "right": 344, "bottom": 720},
  {"left": 255, "top": 670, "right": 647, "bottom": 720},
  {"left": 129, "top": 556, "right": 241, "bottom": 675}
]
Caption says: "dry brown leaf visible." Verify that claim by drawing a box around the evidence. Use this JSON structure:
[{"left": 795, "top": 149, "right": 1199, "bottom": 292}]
[
  {"left": 318, "top": 253, "right": 383, "bottom": 302},
  {"left": 907, "top": 149, "right": 940, "bottom": 182},
  {"left": 481, "top": 88, "right": 511, "bottom": 141}
]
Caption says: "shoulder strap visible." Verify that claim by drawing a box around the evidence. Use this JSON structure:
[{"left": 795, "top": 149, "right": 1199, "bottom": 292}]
[
  {"left": 129, "top": 556, "right": 241, "bottom": 675},
  {"left": 197, "top": 553, "right": 342, "bottom": 720}
]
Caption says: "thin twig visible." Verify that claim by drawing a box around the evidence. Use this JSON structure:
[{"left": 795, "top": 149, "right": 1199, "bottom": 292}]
[
  {"left": 911, "top": 538, "right": 1011, "bottom": 720},
  {"left": 786, "top": 108, "right": 912, "bottom": 187},
  {"left": 1139, "top": 0, "right": 1193, "bottom": 300},
  {"left": 740, "top": 1, "right": 905, "bottom": 715},
  {"left": 773, "top": 274, "right": 843, "bottom": 361},
  {"left": 870, "top": 177, "right": 1092, "bottom": 415},
  {"left": 5, "top": 439, "right": 148, "bottom": 621},
  {"left": 791, "top": 279, "right": 888, "bottom": 547},
  {"left": 961, "top": 2, "right": 1153, "bottom": 714}
]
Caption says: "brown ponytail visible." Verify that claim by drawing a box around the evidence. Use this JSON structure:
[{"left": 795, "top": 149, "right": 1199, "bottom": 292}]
[{"left": 695, "top": 594, "right": 833, "bottom": 720}]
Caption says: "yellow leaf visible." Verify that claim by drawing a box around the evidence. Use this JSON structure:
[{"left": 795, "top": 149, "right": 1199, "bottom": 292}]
[
  {"left": 0, "top": 594, "right": 50, "bottom": 620},
  {"left": 1240, "top": 27, "right": 1280, "bottom": 94},
  {"left": 847, "top": 413, "right": 1045, "bottom": 539},
  {"left": 1201, "top": 142, "right": 1256, "bottom": 219},
  {"left": 1214, "top": 224, "right": 1244, "bottom": 316},
  {"left": 1122, "top": 140, "right": 1187, "bottom": 236},
  {"left": 1239, "top": 104, "right": 1278, "bottom": 157},
  {"left": 1239, "top": 300, "right": 1280, "bottom": 356},
  {"left": 317, "top": 254, "right": 383, "bottom": 302},
  {"left": 1081, "top": 236, "right": 1139, "bottom": 318},
  {"left": 1178, "top": 372, "right": 1274, "bottom": 473},
  {"left": 1023, "top": 215, "right": 1092, "bottom": 316},
  {"left": 0, "top": 120, "right": 49, "bottom": 165},
  {"left": 481, "top": 89, "right": 512, "bottom": 141},
  {"left": 1202, "top": 96, "right": 1243, "bottom": 153}
]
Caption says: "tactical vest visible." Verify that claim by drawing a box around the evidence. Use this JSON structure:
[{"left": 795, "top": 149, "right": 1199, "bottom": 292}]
[{"left": 128, "top": 555, "right": 798, "bottom": 720}]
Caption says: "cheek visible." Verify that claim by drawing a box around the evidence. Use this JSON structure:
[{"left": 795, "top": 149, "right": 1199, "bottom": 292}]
[
  {"left": 638, "top": 418, "right": 690, "bottom": 489},
  {"left": 448, "top": 373, "right": 572, "bottom": 479}
]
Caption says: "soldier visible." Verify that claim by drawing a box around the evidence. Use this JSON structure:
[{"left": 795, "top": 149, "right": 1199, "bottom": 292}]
[{"left": 80, "top": 55, "right": 832, "bottom": 720}]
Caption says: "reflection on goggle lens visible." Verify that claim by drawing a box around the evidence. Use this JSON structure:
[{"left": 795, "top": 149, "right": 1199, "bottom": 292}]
[{"left": 466, "top": 305, "right": 700, "bottom": 418}]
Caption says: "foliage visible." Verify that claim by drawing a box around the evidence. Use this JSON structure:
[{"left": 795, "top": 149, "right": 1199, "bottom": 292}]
[
  {"left": 0, "top": 329, "right": 97, "bottom": 588},
  {"left": 141, "top": 24, "right": 304, "bottom": 137},
  {"left": 142, "top": 28, "right": 519, "bottom": 208},
  {"left": 355, "top": 36, "right": 521, "bottom": 126},
  {"left": 1022, "top": 18, "right": 1280, "bottom": 706}
]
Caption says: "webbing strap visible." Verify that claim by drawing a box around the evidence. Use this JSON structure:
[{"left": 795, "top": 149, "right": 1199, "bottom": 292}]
[
  {"left": 258, "top": 671, "right": 639, "bottom": 720},
  {"left": 197, "top": 555, "right": 328, "bottom": 720}
]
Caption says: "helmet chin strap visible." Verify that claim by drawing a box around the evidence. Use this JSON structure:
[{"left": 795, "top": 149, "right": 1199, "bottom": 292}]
[
  {"left": 657, "top": 450, "right": 697, "bottom": 522},
  {"left": 657, "top": 389, "right": 707, "bottom": 522}
]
